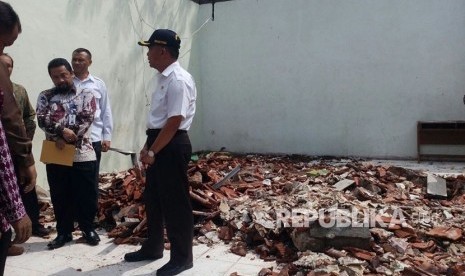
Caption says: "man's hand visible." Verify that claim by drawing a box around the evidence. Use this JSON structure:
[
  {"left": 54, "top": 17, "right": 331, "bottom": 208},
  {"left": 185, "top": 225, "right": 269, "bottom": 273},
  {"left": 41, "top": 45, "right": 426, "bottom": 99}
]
[
  {"left": 139, "top": 147, "right": 154, "bottom": 168},
  {"left": 62, "top": 128, "right": 77, "bottom": 143},
  {"left": 140, "top": 154, "right": 155, "bottom": 166},
  {"left": 11, "top": 215, "right": 32, "bottom": 244},
  {"left": 55, "top": 138, "right": 66, "bottom": 150},
  {"left": 19, "top": 164, "right": 37, "bottom": 193},
  {"left": 102, "top": 140, "right": 111, "bottom": 152},
  {"left": 139, "top": 147, "right": 148, "bottom": 161}
]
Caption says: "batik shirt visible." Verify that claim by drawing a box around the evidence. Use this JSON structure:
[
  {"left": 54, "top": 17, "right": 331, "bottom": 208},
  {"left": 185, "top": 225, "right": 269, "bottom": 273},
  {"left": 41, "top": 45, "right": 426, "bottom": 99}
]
[
  {"left": 36, "top": 86, "right": 97, "bottom": 162},
  {"left": 0, "top": 89, "right": 26, "bottom": 233}
]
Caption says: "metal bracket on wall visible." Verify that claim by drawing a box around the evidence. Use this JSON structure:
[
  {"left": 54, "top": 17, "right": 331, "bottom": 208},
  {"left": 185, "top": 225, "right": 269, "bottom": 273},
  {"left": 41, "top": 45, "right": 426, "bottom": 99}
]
[
  {"left": 212, "top": 0, "right": 215, "bottom": 21},
  {"left": 191, "top": 0, "right": 233, "bottom": 4}
]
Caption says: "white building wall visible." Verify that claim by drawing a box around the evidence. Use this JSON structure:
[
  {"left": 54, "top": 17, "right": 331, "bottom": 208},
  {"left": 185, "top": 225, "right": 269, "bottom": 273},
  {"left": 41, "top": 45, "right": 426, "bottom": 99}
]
[
  {"left": 7, "top": 0, "right": 199, "bottom": 188},
  {"left": 6, "top": 0, "right": 465, "bottom": 189},
  {"left": 192, "top": 0, "right": 465, "bottom": 158}
]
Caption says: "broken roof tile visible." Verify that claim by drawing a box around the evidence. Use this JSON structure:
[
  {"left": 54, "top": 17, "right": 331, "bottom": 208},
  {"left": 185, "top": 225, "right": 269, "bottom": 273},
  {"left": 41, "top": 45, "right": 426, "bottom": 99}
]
[{"left": 88, "top": 153, "right": 465, "bottom": 276}]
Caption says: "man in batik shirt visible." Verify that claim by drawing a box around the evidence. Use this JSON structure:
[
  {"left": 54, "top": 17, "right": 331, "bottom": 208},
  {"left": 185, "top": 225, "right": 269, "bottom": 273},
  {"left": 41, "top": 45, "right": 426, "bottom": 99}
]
[
  {"left": 0, "top": 90, "right": 31, "bottom": 275},
  {"left": 36, "top": 58, "right": 100, "bottom": 249}
]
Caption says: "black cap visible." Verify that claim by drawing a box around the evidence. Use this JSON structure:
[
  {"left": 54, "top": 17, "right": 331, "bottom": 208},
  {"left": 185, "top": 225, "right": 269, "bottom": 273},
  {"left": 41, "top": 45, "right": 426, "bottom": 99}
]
[{"left": 138, "top": 29, "right": 181, "bottom": 49}]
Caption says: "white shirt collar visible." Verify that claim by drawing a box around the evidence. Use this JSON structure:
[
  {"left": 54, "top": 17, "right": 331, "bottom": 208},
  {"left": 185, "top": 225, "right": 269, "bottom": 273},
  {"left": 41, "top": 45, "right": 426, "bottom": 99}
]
[
  {"left": 74, "top": 73, "right": 95, "bottom": 83},
  {"left": 160, "top": 61, "right": 179, "bottom": 77}
]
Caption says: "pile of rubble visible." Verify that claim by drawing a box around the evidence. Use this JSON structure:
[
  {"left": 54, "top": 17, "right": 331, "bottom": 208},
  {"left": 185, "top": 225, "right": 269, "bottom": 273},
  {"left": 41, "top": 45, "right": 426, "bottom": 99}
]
[{"left": 97, "top": 152, "right": 465, "bottom": 275}]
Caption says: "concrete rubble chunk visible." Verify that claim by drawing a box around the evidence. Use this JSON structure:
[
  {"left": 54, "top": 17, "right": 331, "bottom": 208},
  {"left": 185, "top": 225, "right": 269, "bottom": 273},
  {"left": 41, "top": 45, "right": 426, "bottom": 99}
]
[
  {"left": 291, "top": 225, "right": 372, "bottom": 252},
  {"left": 292, "top": 252, "right": 336, "bottom": 268},
  {"left": 388, "top": 237, "right": 410, "bottom": 254},
  {"left": 360, "top": 179, "right": 382, "bottom": 194},
  {"left": 353, "top": 187, "right": 381, "bottom": 202},
  {"left": 93, "top": 153, "right": 465, "bottom": 275},
  {"left": 426, "top": 173, "right": 447, "bottom": 198},
  {"left": 334, "top": 179, "right": 355, "bottom": 191}
]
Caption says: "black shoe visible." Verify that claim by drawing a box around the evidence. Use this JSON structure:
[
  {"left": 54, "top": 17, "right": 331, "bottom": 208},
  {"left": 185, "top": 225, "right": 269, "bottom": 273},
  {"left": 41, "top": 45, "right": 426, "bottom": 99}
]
[
  {"left": 82, "top": 230, "right": 100, "bottom": 246},
  {"left": 32, "top": 225, "right": 51, "bottom": 237},
  {"left": 156, "top": 262, "right": 193, "bottom": 276},
  {"left": 124, "top": 250, "right": 162, "bottom": 262},
  {"left": 47, "top": 234, "right": 72, "bottom": 249}
]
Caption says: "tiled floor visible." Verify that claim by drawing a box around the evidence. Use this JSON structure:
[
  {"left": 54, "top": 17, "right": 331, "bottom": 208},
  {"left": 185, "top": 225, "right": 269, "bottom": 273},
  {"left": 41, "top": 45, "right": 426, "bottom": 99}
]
[
  {"left": 4, "top": 230, "right": 275, "bottom": 276},
  {"left": 5, "top": 159, "right": 465, "bottom": 275}
]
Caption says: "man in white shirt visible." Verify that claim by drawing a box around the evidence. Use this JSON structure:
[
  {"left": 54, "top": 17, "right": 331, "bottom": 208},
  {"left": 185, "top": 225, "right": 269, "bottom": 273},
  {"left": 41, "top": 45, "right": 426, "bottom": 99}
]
[
  {"left": 71, "top": 48, "right": 113, "bottom": 175},
  {"left": 124, "top": 29, "right": 196, "bottom": 276}
]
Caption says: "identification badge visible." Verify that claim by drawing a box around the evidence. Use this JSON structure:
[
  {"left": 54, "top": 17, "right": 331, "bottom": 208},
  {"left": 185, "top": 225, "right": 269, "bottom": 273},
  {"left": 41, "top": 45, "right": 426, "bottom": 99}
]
[{"left": 68, "top": 115, "right": 76, "bottom": 125}]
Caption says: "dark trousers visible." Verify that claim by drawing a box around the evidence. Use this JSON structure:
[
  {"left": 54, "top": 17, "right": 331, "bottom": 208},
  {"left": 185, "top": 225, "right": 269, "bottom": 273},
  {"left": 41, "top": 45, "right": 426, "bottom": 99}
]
[
  {"left": 0, "top": 229, "right": 12, "bottom": 276},
  {"left": 141, "top": 130, "right": 193, "bottom": 265},
  {"left": 92, "top": 141, "right": 102, "bottom": 175},
  {"left": 13, "top": 163, "right": 42, "bottom": 230},
  {"left": 46, "top": 161, "right": 97, "bottom": 234},
  {"left": 20, "top": 187, "right": 41, "bottom": 229}
]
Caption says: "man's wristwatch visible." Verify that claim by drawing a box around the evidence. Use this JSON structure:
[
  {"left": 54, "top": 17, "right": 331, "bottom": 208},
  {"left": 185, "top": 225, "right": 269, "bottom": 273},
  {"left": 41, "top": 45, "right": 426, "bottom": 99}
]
[{"left": 147, "top": 150, "right": 155, "bottom": 158}]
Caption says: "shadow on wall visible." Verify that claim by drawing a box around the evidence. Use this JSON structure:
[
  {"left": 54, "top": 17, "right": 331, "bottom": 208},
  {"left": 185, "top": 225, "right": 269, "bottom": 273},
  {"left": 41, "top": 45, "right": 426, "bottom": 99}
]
[{"left": 60, "top": 0, "right": 199, "bottom": 171}]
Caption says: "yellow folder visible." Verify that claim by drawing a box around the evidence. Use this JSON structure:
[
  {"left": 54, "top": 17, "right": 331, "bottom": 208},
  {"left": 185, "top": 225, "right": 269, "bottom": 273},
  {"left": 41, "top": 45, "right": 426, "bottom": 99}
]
[{"left": 39, "top": 140, "right": 75, "bottom": 166}]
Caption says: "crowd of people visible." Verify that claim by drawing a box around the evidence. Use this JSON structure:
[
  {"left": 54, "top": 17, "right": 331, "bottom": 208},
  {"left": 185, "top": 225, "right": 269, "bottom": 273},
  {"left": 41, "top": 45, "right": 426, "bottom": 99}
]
[{"left": 0, "top": 1, "right": 197, "bottom": 276}]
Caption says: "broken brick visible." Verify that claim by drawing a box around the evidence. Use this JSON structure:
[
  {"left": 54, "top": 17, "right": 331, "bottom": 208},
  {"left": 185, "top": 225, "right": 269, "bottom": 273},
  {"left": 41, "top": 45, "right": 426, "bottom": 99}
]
[{"left": 426, "top": 227, "right": 463, "bottom": 241}]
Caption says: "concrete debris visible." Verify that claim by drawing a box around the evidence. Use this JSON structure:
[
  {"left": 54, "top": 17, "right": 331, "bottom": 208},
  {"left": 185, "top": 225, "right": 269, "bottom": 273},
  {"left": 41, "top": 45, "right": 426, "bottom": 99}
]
[
  {"left": 388, "top": 237, "right": 410, "bottom": 254},
  {"left": 426, "top": 173, "right": 448, "bottom": 198},
  {"left": 291, "top": 225, "right": 371, "bottom": 252},
  {"left": 84, "top": 152, "right": 465, "bottom": 275},
  {"left": 292, "top": 252, "right": 335, "bottom": 268},
  {"left": 334, "top": 179, "right": 355, "bottom": 191}
]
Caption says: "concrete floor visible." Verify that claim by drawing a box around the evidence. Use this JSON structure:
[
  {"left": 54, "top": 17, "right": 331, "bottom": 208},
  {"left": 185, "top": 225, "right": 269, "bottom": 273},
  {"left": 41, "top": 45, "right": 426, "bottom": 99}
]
[
  {"left": 5, "top": 160, "right": 464, "bottom": 276},
  {"left": 5, "top": 231, "right": 275, "bottom": 276}
]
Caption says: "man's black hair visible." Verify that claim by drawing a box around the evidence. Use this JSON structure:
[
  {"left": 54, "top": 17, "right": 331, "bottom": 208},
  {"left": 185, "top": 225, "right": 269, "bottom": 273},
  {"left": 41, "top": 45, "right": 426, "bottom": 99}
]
[
  {"left": 48, "top": 58, "right": 73, "bottom": 75},
  {"left": 73, "top": 48, "right": 92, "bottom": 60},
  {"left": 164, "top": 46, "right": 179, "bottom": 59},
  {"left": 0, "top": 1, "right": 22, "bottom": 35}
]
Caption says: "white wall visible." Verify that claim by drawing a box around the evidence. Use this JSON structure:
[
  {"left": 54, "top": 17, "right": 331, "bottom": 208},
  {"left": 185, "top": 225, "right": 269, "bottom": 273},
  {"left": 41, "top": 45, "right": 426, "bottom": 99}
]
[
  {"left": 7, "top": 0, "right": 465, "bottom": 189},
  {"left": 7, "top": 0, "right": 199, "bottom": 188},
  {"left": 192, "top": 0, "right": 465, "bottom": 158}
]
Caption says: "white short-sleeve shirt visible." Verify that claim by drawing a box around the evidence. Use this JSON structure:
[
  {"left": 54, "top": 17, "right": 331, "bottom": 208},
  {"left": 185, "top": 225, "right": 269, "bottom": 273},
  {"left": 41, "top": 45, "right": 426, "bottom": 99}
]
[
  {"left": 73, "top": 74, "right": 113, "bottom": 142},
  {"left": 146, "top": 61, "right": 197, "bottom": 130}
]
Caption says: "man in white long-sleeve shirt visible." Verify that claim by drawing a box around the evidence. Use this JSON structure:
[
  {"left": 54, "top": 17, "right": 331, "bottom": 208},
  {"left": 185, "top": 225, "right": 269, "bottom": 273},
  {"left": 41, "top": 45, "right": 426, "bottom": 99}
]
[{"left": 71, "top": 48, "right": 113, "bottom": 175}]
